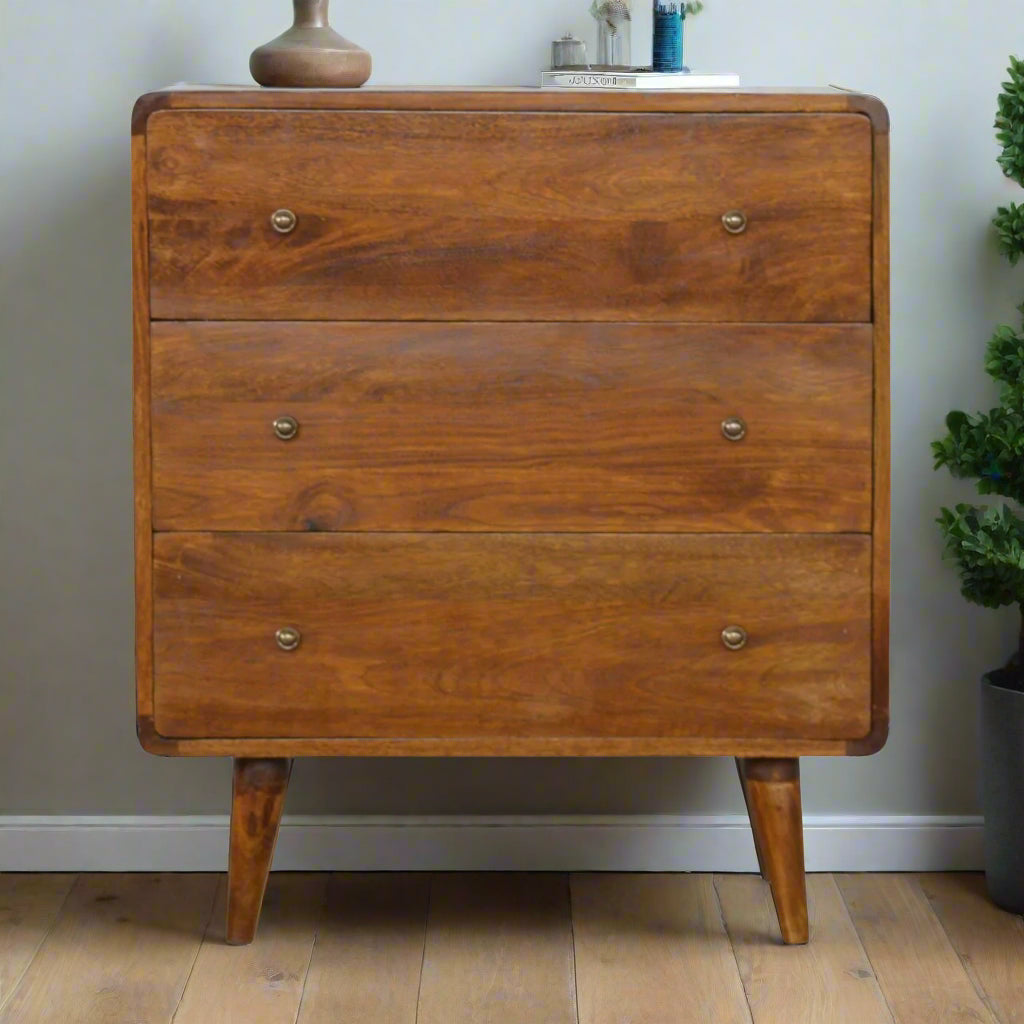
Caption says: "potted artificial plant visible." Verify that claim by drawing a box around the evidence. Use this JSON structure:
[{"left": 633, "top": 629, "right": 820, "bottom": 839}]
[{"left": 933, "top": 56, "right": 1024, "bottom": 913}]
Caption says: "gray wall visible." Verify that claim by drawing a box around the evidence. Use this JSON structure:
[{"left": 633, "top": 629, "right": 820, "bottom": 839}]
[{"left": 2, "top": 0, "right": 1021, "bottom": 818}]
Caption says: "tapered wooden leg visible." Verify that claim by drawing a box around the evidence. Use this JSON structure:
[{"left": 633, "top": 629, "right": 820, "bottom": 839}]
[
  {"left": 737, "top": 757, "right": 808, "bottom": 945},
  {"left": 735, "top": 757, "right": 767, "bottom": 879},
  {"left": 227, "top": 757, "right": 292, "bottom": 945}
]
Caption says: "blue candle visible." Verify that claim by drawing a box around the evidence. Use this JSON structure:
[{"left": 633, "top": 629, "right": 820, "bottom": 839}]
[{"left": 652, "top": 3, "right": 683, "bottom": 73}]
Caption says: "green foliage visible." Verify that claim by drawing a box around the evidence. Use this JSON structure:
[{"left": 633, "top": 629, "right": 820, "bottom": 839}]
[
  {"left": 996, "top": 56, "right": 1024, "bottom": 185},
  {"left": 985, "top": 314, "right": 1024, "bottom": 400},
  {"left": 994, "top": 202, "right": 1024, "bottom": 264},
  {"left": 683, "top": 1, "right": 704, "bottom": 13},
  {"left": 937, "top": 504, "right": 1024, "bottom": 608},
  {"left": 935, "top": 58, "right": 1024, "bottom": 617},
  {"left": 933, "top": 398, "right": 1024, "bottom": 502}
]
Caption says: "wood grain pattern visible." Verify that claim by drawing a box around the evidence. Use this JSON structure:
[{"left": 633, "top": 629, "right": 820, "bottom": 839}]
[
  {"left": 716, "top": 873, "right": 894, "bottom": 1023},
  {"left": 132, "top": 87, "right": 890, "bottom": 135},
  {"left": 150, "top": 322, "right": 873, "bottom": 533},
  {"left": 416, "top": 874, "right": 577, "bottom": 1024},
  {"left": 131, "top": 89, "right": 890, "bottom": 941},
  {"left": 174, "top": 873, "right": 325, "bottom": 1022},
  {"left": 0, "top": 874, "right": 75, "bottom": 1013},
  {"left": 836, "top": 874, "right": 997, "bottom": 1024},
  {"left": 133, "top": 89, "right": 890, "bottom": 769},
  {"left": 0, "top": 874, "right": 217, "bottom": 1024},
  {"left": 918, "top": 873, "right": 1024, "bottom": 1024},
  {"left": 152, "top": 532, "right": 871, "bottom": 741},
  {"left": 853, "top": 121, "right": 891, "bottom": 756},
  {"left": 135, "top": 728, "right": 854, "bottom": 758},
  {"left": 228, "top": 759, "right": 292, "bottom": 945},
  {"left": 297, "top": 874, "right": 429, "bottom": 1024},
  {"left": 146, "top": 110, "right": 872, "bottom": 323},
  {"left": 7, "top": 872, "right": 1021, "bottom": 1024},
  {"left": 131, "top": 130, "right": 154, "bottom": 730},
  {"left": 736, "top": 757, "right": 768, "bottom": 878},
  {"left": 739, "top": 758, "right": 808, "bottom": 944},
  {"left": 571, "top": 873, "right": 751, "bottom": 1024}
]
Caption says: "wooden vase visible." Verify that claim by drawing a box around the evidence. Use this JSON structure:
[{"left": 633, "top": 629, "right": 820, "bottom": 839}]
[{"left": 249, "top": 0, "right": 371, "bottom": 88}]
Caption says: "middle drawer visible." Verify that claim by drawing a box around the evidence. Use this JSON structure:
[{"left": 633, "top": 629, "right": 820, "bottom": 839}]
[{"left": 151, "top": 321, "right": 872, "bottom": 533}]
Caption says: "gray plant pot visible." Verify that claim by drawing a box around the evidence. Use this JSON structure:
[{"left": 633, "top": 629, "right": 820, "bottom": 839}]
[{"left": 980, "top": 671, "right": 1024, "bottom": 913}]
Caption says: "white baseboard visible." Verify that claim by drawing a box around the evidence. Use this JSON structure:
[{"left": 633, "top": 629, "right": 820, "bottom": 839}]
[{"left": 0, "top": 815, "right": 984, "bottom": 873}]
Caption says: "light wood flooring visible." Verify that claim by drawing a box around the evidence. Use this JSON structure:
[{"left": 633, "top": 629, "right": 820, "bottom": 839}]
[{"left": 0, "top": 872, "right": 1021, "bottom": 1022}]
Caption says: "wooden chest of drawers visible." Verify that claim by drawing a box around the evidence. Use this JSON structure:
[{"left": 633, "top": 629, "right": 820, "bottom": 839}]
[{"left": 132, "top": 87, "right": 890, "bottom": 946}]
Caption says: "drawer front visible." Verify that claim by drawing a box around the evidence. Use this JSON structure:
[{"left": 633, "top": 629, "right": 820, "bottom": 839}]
[
  {"left": 152, "top": 533, "right": 872, "bottom": 740},
  {"left": 151, "top": 322, "right": 873, "bottom": 533},
  {"left": 146, "top": 110, "right": 872, "bottom": 322}
]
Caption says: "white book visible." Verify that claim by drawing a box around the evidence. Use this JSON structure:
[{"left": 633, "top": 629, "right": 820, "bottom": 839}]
[{"left": 541, "top": 70, "right": 740, "bottom": 90}]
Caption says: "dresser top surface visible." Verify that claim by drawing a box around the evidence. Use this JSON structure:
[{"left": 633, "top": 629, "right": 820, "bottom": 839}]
[{"left": 132, "top": 84, "right": 888, "bottom": 133}]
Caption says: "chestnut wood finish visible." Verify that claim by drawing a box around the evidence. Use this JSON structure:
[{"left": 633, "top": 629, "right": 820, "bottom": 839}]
[
  {"left": 132, "top": 88, "right": 890, "bottom": 945},
  {"left": 152, "top": 532, "right": 872, "bottom": 741},
  {"left": 862, "top": 125, "right": 893, "bottom": 759},
  {"left": 132, "top": 85, "right": 891, "bottom": 128},
  {"left": 739, "top": 758, "right": 809, "bottom": 944},
  {"left": 131, "top": 131, "right": 155, "bottom": 735},
  {"left": 227, "top": 758, "right": 292, "bottom": 946},
  {"left": 735, "top": 757, "right": 768, "bottom": 879},
  {"left": 146, "top": 110, "right": 872, "bottom": 323},
  {"left": 151, "top": 322, "right": 873, "bottom": 534}
]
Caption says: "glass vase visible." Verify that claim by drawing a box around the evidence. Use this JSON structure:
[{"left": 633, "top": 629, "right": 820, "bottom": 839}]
[{"left": 593, "top": 1, "right": 632, "bottom": 68}]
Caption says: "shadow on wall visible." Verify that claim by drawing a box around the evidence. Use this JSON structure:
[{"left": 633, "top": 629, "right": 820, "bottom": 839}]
[
  {"left": 1, "top": 150, "right": 141, "bottom": 806},
  {"left": 0, "top": 27, "right": 230, "bottom": 811},
  {"left": 286, "top": 756, "right": 735, "bottom": 816}
]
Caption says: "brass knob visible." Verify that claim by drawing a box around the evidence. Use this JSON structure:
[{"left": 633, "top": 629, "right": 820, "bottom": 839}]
[
  {"left": 273, "top": 415, "right": 299, "bottom": 441},
  {"left": 721, "top": 417, "right": 747, "bottom": 442},
  {"left": 275, "top": 626, "right": 301, "bottom": 651},
  {"left": 270, "top": 208, "right": 297, "bottom": 234},
  {"left": 722, "top": 626, "right": 748, "bottom": 651},
  {"left": 721, "top": 210, "right": 747, "bottom": 234}
]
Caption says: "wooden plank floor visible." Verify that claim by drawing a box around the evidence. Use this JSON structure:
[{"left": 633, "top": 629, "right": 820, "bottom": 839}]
[{"left": 0, "top": 873, "right": 1020, "bottom": 1023}]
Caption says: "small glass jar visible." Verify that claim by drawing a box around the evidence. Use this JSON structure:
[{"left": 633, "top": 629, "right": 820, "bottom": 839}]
[
  {"left": 593, "top": 1, "right": 632, "bottom": 68},
  {"left": 551, "top": 32, "right": 588, "bottom": 69}
]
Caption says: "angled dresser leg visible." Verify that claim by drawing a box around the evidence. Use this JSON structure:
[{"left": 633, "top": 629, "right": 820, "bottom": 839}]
[
  {"left": 735, "top": 756, "right": 768, "bottom": 878},
  {"left": 737, "top": 757, "right": 808, "bottom": 945},
  {"left": 227, "top": 757, "right": 292, "bottom": 945}
]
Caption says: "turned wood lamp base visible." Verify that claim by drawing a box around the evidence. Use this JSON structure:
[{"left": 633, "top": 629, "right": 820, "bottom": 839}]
[{"left": 225, "top": 756, "right": 809, "bottom": 946}]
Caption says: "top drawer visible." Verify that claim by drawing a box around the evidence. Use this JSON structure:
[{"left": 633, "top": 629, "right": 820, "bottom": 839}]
[{"left": 145, "top": 110, "right": 873, "bottom": 322}]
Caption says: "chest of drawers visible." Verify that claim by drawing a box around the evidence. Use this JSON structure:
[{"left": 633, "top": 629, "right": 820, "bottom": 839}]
[{"left": 132, "top": 86, "right": 889, "bottom": 946}]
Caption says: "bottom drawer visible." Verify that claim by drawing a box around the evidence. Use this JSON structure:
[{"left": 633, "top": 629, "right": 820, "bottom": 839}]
[{"left": 152, "top": 533, "right": 871, "bottom": 741}]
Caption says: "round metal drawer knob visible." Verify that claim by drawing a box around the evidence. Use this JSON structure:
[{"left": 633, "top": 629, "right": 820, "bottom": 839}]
[
  {"left": 722, "top": 210, "right": 748, "bottom": 234},
  {"left": 721, "top": 626, "right": 748, "bottom": 651},
  {"left": 275, "top": 626, "right": 302, "bottom": 652},
  {"left": 273, "top": 415, "right": 299, "bottom": 441},
  {"left": 270, "top": 208, "right": 297, "bottom": 234},
  {"left": 721, "top": 417, "right": 747, "bottom": 442}
]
